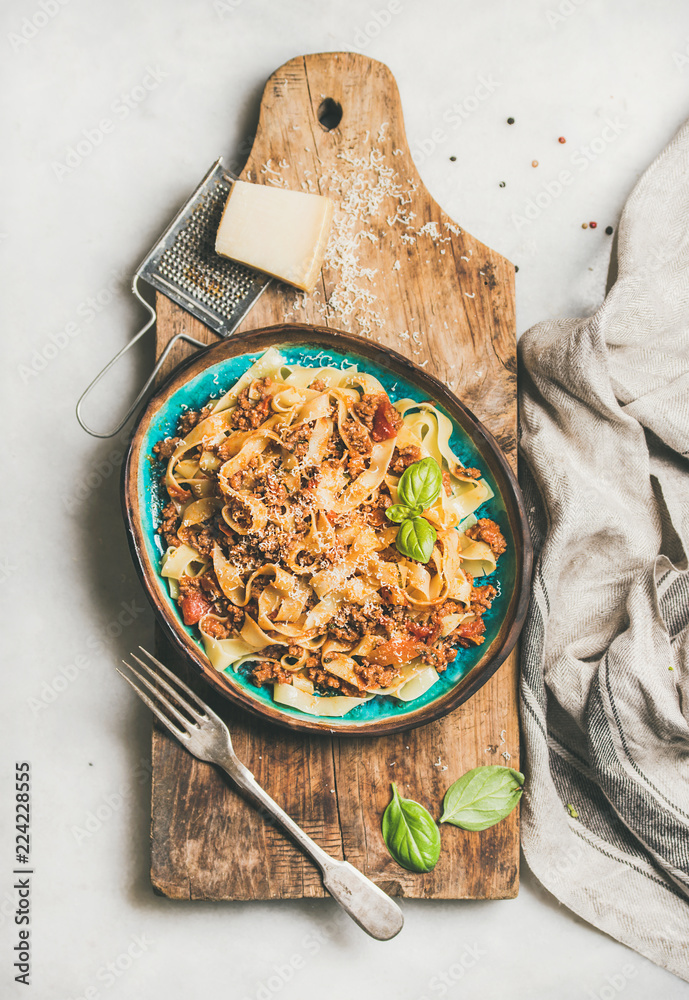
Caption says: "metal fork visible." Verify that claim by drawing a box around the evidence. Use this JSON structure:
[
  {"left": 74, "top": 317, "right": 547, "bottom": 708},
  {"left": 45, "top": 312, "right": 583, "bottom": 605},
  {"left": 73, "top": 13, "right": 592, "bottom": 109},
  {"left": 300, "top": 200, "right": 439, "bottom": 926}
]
[{"left": 117, "top": 648, "right": 404, "bottom": 941}]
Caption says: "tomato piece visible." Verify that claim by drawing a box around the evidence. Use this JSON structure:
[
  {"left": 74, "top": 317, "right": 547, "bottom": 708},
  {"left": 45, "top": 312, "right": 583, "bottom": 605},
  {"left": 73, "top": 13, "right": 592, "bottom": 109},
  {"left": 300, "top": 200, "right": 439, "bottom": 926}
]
[
  {"left": 371, "top": 398, "right": 403, "bottom": 441},
  {"left": 453, "top": 617, "right": 486, "bottom": 645},
  {"left": 367, "top": 635, "right": 423, "bottom": 667},
  {"left": 406, "top": 622, "right": 435, "bottom": 642},
  {"left": 180, "top": 591, "right": 213, "bottom": 626}
]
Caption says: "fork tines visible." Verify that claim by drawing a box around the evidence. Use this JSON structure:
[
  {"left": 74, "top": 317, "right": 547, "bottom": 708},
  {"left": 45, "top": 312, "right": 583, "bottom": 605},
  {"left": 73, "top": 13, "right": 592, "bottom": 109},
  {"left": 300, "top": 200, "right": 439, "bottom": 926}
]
[{"left": 117, "top": 647, "right": 211, "bottom": 741}]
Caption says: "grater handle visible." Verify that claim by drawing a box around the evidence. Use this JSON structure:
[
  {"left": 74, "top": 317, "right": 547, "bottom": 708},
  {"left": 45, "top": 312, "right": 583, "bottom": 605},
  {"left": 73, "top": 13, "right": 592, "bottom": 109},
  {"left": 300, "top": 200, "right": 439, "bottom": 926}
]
[{"left": 75, "top": 275, "right": 208, "bottom": 438}]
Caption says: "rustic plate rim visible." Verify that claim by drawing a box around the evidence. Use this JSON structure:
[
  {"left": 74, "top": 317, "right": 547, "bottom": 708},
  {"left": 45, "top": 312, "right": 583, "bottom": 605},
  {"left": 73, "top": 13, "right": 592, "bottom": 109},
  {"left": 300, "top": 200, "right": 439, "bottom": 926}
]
[{"left": 122, "top": 322, "right": 532, "bottom": 736}]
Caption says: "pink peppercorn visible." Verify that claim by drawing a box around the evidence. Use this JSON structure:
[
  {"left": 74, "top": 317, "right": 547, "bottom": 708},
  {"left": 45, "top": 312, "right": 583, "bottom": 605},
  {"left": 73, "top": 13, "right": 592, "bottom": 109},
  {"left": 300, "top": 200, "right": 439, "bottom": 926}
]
[{"left": 589, "top": 221, "right": 597, "bottom": 229}]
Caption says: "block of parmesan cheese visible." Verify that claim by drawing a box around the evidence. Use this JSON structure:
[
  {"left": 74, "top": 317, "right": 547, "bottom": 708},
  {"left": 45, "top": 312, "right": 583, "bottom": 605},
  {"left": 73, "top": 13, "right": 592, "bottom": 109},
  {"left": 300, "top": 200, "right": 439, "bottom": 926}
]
[{"left": 215, "top": 180, "right": 334, "bottom": 293}]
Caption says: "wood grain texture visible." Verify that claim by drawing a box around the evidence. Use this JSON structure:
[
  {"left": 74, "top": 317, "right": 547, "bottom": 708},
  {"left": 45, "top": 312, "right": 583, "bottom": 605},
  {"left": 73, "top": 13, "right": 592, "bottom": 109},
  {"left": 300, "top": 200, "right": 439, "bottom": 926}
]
[{"left": 150, "top": 52, "right": 519, "bottom": 900}]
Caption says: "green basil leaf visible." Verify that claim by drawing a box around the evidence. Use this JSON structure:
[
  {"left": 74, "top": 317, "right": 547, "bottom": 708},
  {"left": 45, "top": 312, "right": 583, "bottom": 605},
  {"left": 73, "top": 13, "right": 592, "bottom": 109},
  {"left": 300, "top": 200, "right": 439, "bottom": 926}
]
[
  {"left": 396, "top": 516, "right": 437, "bottom": 563},
  {"left": 397, "top": 457, "right": 443, "bottom": 510},
  {"left": 381, "top": 782, "right": 441, "bottom": 873},
  {"left": 440, "top": 766, "right": 524, "bottom": 831},
  {"left": 385, "top": 503, "right": 414, "bottom": 524}
]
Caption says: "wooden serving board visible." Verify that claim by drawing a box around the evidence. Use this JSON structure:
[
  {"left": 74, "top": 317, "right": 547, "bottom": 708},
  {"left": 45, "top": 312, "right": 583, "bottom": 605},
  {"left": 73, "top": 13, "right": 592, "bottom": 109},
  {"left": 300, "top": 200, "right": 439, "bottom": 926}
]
[{"left": 150, "top": 53, "right": 518, "bottom": 900}]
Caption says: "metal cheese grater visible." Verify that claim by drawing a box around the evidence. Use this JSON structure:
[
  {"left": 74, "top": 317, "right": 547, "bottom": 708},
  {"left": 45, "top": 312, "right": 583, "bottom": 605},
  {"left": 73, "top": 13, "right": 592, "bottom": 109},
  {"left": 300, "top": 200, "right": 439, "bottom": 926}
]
[{"left": 76, "top": 158, "right": 271, "bottom": 438}]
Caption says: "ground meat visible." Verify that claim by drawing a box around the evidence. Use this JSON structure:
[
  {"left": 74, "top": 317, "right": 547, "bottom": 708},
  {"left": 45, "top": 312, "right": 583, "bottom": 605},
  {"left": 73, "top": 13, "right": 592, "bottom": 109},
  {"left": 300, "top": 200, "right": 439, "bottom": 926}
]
[
  {"left": 438, "top": 599, "right": 465, "bottom": 616},
  {"left": 420, "top": 637, "right": 459, "bottom": 671},
  {"left": 308, "top": 378, "right": 327, "bottom": 391},
  {"left": 153, "top": 437, "right": 182, "bottom": 460},
  {"left": 197, "top": 570, "right": 224, "bottom": 603},
  {"left": 348, "top": 453, "right": 369, "bottom": 478},
  {"left": 254, "top": 460, "right": 288, "bottom": 504},
  {"left": 457, "top": 466, "right": 482, "bottom": 479},
  {"left": 304, "top": 665, "right": 360, "bottom": 697},
  {"left": 354, "top": 660, "right": 403, "bottom": 690},
  {"left": 216, "top": 436, "right": 255, "bottom": 464},
  {"left": 177, "top": 523, "right": 216, "bottom": 557},
  {"left": 340, "top": 419, "right": 372, "bottom": 476},
  {"left": 378, "top": 546, "right": 400, "bottom": 563},
  {"left": 284, "top": 644, "right": 320, "bottom": 669},
  {"left": 202, "top": 605, "right": 244, "bottom": 639},
  {"left": 159, "top": 501, "right": 181, "bottom": 547},
  {"left": 177, "top": 411, "right": 199, "bottom": 436},
  {"left": 404, "top": 600, "right": 460, "bottom": 645},
  {"left": 253, "top": 523, "right": 291, "bottom": 561},
  {"left": 470, "top": 584, "right": 497, "bottom": 615},
  {"left": 324, "top": 426, "right": 346, "bottom": 460},
  {"left": 316, "top": 539, "right": 348, "bottom": 569},
  {"left": 389, "top": 445, "right": 421, "bottom": 475},
  {"left": 176, "top": 569, "right": 237, "bottom": 623},
  {"left": 442, "top": 470, "right": 452, "bottom": 496},
  {"left": 379, "top": 585, "right": 410, "bottom": 606},
  {"left": 230, "top": 378, "right": 274, "bottom": 431},
  {"left": 177, "top": 576, "right": 215, "bottom": 625},
  {"left": 362, "top": 491, "right": 392, "bottom": 527},
  {"left": 352, "top": 393, "right": 379, "bottom": 429},
  {"left": 228, "top": 470, "right": 249, "bottom": 491},
  {"left": 354, "top": 393, "right": 403, "bottom": 442},
  {"left": 219, "top": 538, "right": 262, "bottom": 574},
  {"left": 219, "top": 522, "right": 295, "bottom": 574},
  {"left": 177, "top": 404, "right": 212, "bottom": 437},
  {"left": 251, "top": 661, "right": 294, "bottom": 687},
  {"left": 281, "top": 422, "right": 312, "bottom": 458},
  {"left": 225, "top": 496, "right": 252, "bottom": 531},
  {"left": 465, "top": 518, "right": 507, "bottom": 556},
  {"left": 327, "top": 602, "right": 386, "bottom": 643}
]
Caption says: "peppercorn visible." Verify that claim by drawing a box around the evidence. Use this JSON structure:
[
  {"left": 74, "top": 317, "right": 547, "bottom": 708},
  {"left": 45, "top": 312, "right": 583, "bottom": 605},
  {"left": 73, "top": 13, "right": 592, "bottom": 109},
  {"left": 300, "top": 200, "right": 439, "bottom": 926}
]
[
  {"left": 589, "top": 221, "right": 597, "bottom": 229},
  {"left": 532, "top": 160, "right": 539, "bottom": 167},
  {"left": 558, "top": 136, "right": 566, "bottom": 143},
  {"left": 582, "top": 223, "right": 588, "bottom": 229},
  {"left": 449, "top": 156, "right": 456, "bottom": 162},
  {"left": 507, "top": 117, "right": 515, "bottom": 125},
  {"left": 605, "top": 226, "right": 613, "bottom": 235},
  {"left": 499, "top": 181, "right": 506, "bottom": 187}
]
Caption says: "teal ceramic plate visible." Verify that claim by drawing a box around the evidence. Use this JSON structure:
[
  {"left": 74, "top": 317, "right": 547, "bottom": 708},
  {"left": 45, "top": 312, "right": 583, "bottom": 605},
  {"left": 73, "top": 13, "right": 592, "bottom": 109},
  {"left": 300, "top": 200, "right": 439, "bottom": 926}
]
[{"left": 123, "top": 324, "right": 532, "bottom": 736}]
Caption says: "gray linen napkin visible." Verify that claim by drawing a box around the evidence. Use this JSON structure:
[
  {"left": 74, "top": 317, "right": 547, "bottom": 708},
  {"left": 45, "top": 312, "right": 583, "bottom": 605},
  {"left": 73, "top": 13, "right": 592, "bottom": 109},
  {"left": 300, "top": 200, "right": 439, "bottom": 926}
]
[{"left": 518, "top": 119, "right": 689, "bottom": 981}]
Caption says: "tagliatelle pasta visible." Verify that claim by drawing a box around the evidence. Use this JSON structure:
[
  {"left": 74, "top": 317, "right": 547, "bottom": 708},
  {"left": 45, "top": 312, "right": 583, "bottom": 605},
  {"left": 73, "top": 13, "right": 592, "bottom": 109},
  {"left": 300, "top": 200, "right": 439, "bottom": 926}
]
[{"left": 153, "top": 349, "right": 508, "bottom": 717}]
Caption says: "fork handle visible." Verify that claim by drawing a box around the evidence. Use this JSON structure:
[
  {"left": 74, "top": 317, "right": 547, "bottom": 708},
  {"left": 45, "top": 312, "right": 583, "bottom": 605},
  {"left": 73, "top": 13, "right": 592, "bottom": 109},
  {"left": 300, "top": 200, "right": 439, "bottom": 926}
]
[{"left": 218, "top": 754, "right": 404, "bottom": 941}]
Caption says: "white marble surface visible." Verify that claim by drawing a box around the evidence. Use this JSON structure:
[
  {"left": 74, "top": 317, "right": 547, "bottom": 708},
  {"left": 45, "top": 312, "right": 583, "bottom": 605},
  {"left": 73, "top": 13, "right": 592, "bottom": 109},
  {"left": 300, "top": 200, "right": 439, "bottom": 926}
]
[{"left": 2, "top": 0, "right": 689, "bottom": 996}]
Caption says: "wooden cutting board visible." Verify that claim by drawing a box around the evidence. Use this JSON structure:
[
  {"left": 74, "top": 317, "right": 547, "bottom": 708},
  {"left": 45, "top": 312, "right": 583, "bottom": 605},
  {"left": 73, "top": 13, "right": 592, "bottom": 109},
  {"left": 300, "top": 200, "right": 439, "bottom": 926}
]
[{"left": 150, "top": 52, "right": 518, "bottom": 900}]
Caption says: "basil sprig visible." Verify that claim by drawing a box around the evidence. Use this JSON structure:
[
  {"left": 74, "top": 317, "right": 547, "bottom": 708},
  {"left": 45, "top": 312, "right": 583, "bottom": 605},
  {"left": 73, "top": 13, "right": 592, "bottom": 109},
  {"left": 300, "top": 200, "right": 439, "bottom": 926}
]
[
  {"left": 397, "top": 456, "right": 442, "bottom": 509},
  {"left": 382, "top": 782, "right": 441, "bottom": 873},
  {"left": 440, "top": 766, "right": 524, "bottom": 831},
  {"left": 385, "top": 503, "right": 421, "bottom": 523},
  {"left": 385, "top": 457, "right": 442, "bottom": 563},
  {"left": 397, "top": 517, "right": 437, "bottom": 563}
]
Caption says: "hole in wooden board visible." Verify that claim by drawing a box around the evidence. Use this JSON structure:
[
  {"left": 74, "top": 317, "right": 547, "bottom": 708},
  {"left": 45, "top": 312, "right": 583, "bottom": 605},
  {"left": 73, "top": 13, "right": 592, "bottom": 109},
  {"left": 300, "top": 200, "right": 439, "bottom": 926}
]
[{"left": 317, "top": 98, "right": 343, "bottom": 131}]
